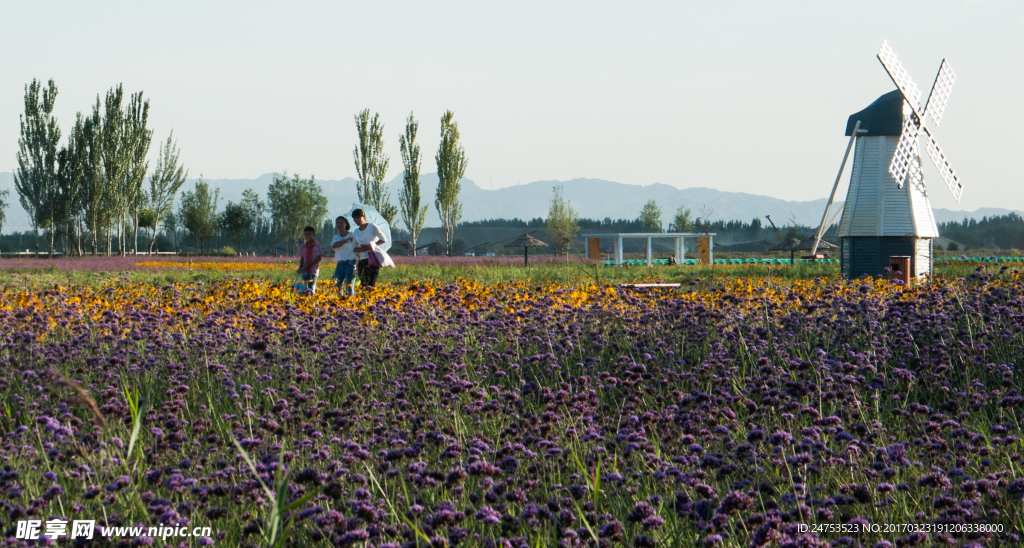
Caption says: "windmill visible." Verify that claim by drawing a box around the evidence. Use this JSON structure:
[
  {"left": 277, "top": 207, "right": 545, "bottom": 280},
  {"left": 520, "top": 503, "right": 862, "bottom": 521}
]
[{"left": 813, "top": 40, "right": 963, "bottom": 280}]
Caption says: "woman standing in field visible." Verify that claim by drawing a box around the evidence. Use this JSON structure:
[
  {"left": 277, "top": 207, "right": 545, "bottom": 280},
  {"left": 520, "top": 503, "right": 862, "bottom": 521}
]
[{"left": 351, "top": 208, "right": 386, "bottom": 291}]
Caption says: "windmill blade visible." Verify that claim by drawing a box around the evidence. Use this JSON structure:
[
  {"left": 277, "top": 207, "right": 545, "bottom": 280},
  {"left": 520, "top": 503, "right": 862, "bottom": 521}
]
[
  {"left": 907, "top": 140, "right": 929, "bottom": 195},
  {"left": 923, "top": 59, "right": 956, "bottom": 127},
  {"left": 889, "top": 116, "right": 920, "bottom": 188},
  {"left": 925, "top": 133, "right": 963, "bottom": 203},
  {"left": 878, "top": 40, "right": 923, "bottom": 117}
]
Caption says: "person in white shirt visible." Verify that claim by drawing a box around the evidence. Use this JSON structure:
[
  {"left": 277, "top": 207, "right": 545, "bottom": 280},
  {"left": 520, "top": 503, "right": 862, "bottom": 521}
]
[
  {"left": 331, "top": 216, "right": 356, "bottom": 296},
  {"left": 351, "top": 208, "right": 386, "bottom": 290}
]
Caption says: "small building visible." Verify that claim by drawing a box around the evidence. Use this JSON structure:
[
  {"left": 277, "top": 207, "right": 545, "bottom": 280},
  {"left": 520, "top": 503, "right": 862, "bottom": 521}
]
[{"left": 390, "top": 241, "right": 413, "bottom": 256}]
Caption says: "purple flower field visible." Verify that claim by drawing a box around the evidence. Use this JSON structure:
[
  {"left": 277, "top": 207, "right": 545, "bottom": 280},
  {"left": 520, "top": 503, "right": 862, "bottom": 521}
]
[{"left": 0, "top": 274, "right": 1022, "bottom": 547}]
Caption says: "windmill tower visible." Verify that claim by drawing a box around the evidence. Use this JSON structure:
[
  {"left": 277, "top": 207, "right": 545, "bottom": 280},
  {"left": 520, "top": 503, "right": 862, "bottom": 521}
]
[{"left": 813, "top": 41, "right": 963, "bottom": 280}]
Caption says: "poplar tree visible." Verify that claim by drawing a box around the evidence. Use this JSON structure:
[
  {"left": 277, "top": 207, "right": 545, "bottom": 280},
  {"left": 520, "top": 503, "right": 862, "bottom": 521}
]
[
  {"left": 179, "top": 178, "right": 219, "bottom": 254},
  {"left": 434, "top": 110, "right": 468, "bottom": 256},
  {"left": 148, "top": 131, "right": 188, "bottom": 253},
  {"left": 80, "top": 98, "right": 107, "bottom": 255},
  {"left": 239, "top": 188, "right": 265, "bottom": 255},
  {"left": 0, "top": 189, "right": 9, "bottom": 238},
  {"left": 124, "top": 91, "right": 152, "bottom": 254},
  {"left": 95, "top": 85, "right": 151, "bottom": 255},
  {"left": 545, "top": 184, "right": 579, "bottom": 255},
  {"left": 267, "top": 173, "right": 328, "bottom": 255},
  {"left": 101, "top": 85, "right": 129, "bottom": 255},
  {"left": 398, "top": 112, "right": 427, "bottom": 255},
  {"left": 56, "top": 114, "right": 88, "bottom": 255},
  {"left": 219, "top": 201, "right": 249, "bottom": 253},
  {"left": 352, "top": 109, "right": 397, "bottom": 225},
  {"left": 639, "top": 200, "right": 663, "bottom": 232},
  {"left": 669, "top": 206, "right": 693, "bottom": 232},
  {"left": 14, "top": 79, "right": 61, "bottom": 255},
  {"left": 162, "top": 211, "right": 180, "bottom": 252}
]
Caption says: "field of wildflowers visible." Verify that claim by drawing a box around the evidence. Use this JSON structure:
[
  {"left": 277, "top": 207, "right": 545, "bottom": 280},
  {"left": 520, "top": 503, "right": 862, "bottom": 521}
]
[{"left": 1, "top": 261, "right": 1023, "bottom": 546}]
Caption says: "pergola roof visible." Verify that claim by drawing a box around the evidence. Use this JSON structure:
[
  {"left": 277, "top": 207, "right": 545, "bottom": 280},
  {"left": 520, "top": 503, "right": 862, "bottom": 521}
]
[
  {"left": 770, "top": 236, "right": 839, "bottom": 252},
  {"left": 769, "top": 237, "right": 803, "bottom": 251},
  {"left": 504, "top": 233, "right": 548, "bottom": 248}
]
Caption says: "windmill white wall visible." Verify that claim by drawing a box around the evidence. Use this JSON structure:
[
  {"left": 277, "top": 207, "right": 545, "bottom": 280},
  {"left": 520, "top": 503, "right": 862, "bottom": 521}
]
[{"left": 839, "top": 135, "right": 938, "bottom": 239}]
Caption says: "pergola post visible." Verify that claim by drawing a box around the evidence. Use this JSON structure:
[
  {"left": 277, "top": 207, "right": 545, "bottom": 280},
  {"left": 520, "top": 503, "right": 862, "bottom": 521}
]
[
  {"left": 586, "top": 237, "right": 600, "bottom": 260},
  {"left": 709, "top": 235, "right": 714, "bottom": 265},
  {"left": 615, "top": 237, "right": 623, "bottom": 266},
  {"left": 646, "top": 238, "right": 652, "bottom": 266},
  {"left": 675, "top": 237, "right": 683, "bottom": 264}
]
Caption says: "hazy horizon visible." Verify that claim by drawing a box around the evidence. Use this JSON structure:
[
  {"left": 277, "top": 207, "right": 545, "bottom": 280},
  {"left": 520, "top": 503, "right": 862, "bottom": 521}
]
[
  {"left": 3, "top": 1, "right": 1022, "bottom": 213},
  {"left": 2, "top": 169, "right": 1016, "bottom": 235}
]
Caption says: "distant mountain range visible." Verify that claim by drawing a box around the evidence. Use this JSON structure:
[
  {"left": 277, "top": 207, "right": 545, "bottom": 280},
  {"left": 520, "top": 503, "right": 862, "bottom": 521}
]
[{"left": 1, "top": 171, "right": 1019, "bottom": 233}]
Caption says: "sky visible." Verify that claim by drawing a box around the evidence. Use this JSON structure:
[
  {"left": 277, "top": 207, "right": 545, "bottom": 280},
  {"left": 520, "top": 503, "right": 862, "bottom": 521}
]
[{"left": 2, "top": 0, "right": 1022, "bottom": 213}]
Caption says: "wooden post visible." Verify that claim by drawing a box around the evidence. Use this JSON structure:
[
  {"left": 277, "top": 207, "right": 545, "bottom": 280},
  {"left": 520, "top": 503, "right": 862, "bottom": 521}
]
[
  {"left": 698, "top": 237, "right": 711, "bottom": 266},
  {"left": 587, "top": 237, "right": 600, "bottom": 261}
]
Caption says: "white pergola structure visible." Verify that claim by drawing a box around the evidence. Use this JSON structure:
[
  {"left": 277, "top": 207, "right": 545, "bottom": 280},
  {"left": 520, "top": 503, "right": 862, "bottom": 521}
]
[{"left": 582, "top": 233, "right": 716, "bottom": 266}]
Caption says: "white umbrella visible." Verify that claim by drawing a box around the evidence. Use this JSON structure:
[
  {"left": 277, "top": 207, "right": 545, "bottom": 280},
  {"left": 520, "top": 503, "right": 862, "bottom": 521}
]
[{"left": 345, "top": 202, "right": 392, "bottom": 253}]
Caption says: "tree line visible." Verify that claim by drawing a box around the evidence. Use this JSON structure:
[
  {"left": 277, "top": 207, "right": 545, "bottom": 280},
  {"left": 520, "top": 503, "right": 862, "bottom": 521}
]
[
  {"left": 163, "top": 107, "right": 472, "bottom": 257},
  {"left": 351, "top": 110, "right": 468, "bottom": 256},
  {"left": 459, "top": 193, "right": 825, "bottom": 256},
  {"left": 5, "top": 77, "right": 474, "bottom": 256},
  {"left": 451, "top": 194, "right": 702, "bottom": 257},
  {"left": 12, "top": 79, "right": 164, "bottom": 256},
  {"left": 939, "top": 213, "right": 1024, "bottom": 251}
]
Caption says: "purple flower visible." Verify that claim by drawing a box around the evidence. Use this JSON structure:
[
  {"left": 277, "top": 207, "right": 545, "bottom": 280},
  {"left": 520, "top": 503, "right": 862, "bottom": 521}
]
[
  {"left": 768, "top": 431, "right": 792, "bottom": 446},
  {"left": 641, "top": 515, "right": 664, "bottom": 531},
  {"left": 475, "top": 506, "right": 502, "bottom": 525},
  {"left": 627, "top": 502, "right": 656, "bottom": 522}
]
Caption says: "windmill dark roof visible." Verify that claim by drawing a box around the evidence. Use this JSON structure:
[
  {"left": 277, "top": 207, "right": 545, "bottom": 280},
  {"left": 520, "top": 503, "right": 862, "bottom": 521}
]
[
  {"left": 845, "top": 90, "right": 905, "bottom": 137},
  {"left": 504, "top": 233, "right": 548, "bottom": 248}
]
